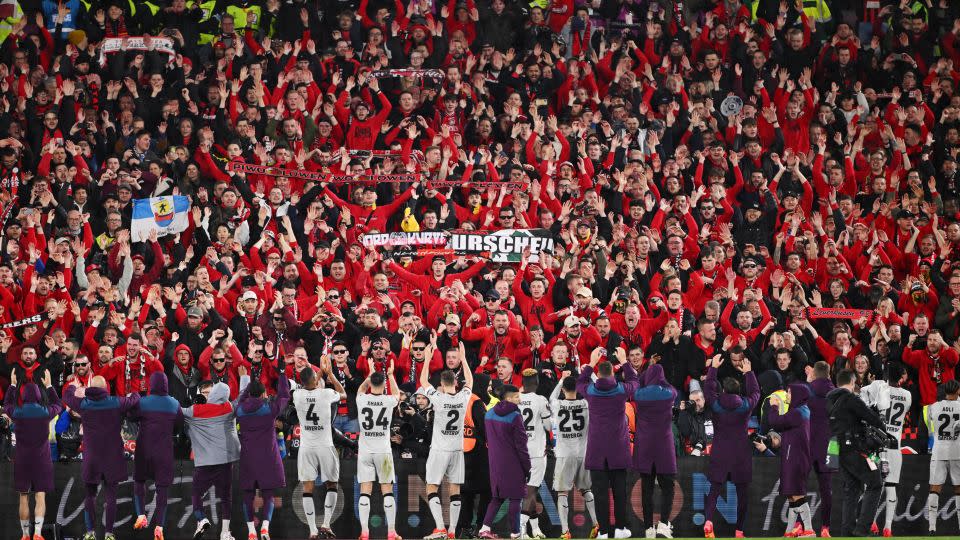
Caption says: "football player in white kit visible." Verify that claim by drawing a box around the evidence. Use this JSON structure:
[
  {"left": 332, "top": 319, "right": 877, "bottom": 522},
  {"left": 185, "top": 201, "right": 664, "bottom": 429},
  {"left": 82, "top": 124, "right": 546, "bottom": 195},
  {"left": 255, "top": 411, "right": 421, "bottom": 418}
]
[
  {"left": 518, "top": 368, "right": 551, "bottom": 539},
  {"left": 293, "top": 362, "right": 348, "bottom": 539},
  {"left": 356, "top": 359, "right": 402, "bottom": 540},
  {"left": 860, "top": 363, "right": 912, "bottom": 537},
  {"left": 549, "top": 375, "right": 598, "bottom": 540},
  {"left": 926, "top": 379, "right": 960, "bottom": 534},
  {"left": 420, "top": 341, "right": 474, "bottom": 540}
]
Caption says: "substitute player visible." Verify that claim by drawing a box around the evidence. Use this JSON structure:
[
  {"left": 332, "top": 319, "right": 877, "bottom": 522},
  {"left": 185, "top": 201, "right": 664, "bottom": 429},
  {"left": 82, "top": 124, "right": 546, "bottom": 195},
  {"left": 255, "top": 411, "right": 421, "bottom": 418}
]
[
  {"left": 420, "top": 341, "right": 474, "bottom": 540},
  {"left": 861, "top": 363, "right": 912, "bottom": 537},
  {"left": 4, "top": 370, "right": 61, "bottom": 540},
  {"left": 518, "top": 368, "right": 551, "bottom": 539},
  {"left": 293, "top": 364, "right": 347, "bottom": 539},
  {"left": 131, "top": 373, "right": 183, "bottom": 540},
  {"left": 927, "top": 379, "right": 960, "bottom": 534},
  {"left": 356, "top": 359, "right": 402, "bottom": 540},
  {"left": 549, "top": 375, "right": 598, "bottom": 540}
]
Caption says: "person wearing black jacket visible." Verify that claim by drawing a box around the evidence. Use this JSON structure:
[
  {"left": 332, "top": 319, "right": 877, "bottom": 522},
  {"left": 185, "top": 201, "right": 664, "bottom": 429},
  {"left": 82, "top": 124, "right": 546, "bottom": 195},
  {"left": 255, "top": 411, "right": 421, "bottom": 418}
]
[
  {"left": 459, "top": 372, "right": 491, "bottom": 538},
  {"left": 647, "top": 319, "right": 703, "bottom": 391},
  {"left": 827, "top": 369, "right": 886, "bottom": 537}
]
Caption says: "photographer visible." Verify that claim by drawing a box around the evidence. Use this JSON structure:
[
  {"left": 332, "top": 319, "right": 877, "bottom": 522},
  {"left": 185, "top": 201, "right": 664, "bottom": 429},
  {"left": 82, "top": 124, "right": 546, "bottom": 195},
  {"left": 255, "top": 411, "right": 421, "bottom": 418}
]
[
  {"left": 392, "top": 387, "right": 432, "bottom": 459},
  {"left": 827, "top": 369, "right": 887, "bottom": 537},
  {"left": 676, "top": 390, "right": 711, "bottom": 456},
  {"left": 752, "top": 431, "right": 780, "bottom": 456}
]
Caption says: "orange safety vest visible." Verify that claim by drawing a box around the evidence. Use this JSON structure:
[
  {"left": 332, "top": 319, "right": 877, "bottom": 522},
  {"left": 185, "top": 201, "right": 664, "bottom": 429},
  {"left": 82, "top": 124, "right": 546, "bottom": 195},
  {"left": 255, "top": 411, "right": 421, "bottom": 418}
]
[
  {"left": 464, "top": 394, "right": 480, "bottom": 453},
  {"left": 625, "top": 402, "right": 636, "bottom": 454}
]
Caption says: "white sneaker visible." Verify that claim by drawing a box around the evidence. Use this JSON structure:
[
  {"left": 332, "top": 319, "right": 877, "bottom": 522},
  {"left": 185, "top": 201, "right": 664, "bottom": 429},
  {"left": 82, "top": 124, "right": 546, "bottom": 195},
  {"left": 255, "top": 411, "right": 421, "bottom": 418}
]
[
  {"left": 596, "top": 535, "right": 608, "bottom": 539},
  {"left": 614, "top": 528, "right": 632, "bottom": 538},
  {"left": 220, "top": 534, "right": 235, "bottom": 540},
  {"left": 656, "top": 522, "right": 673, "bottom": 539},
  {"left": 645, "top": 527, "right": 656, "bottom": 538},
  {"left": 194, "top": 518, "right": 211, "bottom": 540}
]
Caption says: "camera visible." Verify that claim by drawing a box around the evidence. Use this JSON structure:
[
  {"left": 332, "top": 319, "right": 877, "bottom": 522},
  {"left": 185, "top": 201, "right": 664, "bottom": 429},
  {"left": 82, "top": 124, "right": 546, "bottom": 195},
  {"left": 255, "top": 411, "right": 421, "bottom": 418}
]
[
  {"left": 675, "top": 400, "right": 696, "bottom": 413},
  {"left": 750, "top": 432, "right": 769, "bottom": 445}
]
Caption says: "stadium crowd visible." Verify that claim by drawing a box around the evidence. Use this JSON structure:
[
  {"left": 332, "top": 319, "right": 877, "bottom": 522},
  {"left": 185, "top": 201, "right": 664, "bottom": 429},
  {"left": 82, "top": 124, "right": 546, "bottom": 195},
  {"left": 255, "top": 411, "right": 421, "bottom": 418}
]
[{"left": 2, "top": 0, "right": 960, "bottom": 539}]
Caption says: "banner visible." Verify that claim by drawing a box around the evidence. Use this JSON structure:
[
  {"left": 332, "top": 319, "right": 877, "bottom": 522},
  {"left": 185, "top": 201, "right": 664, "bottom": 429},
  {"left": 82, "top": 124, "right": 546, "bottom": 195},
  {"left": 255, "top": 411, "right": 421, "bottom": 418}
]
[
  {"left": 2, "top": 456, "right": 954, "bottom": 539},
  {"left": 99, "top": 36, "right": 176, "bottom": 66},
  {"left": 361, "top": 231, "right": 448, "bottom": 250},
  {"left": 227, "top": 161, "right": 420, "bottom": 184},
  {"left": 227, "top": 162, "right": 524, "bottom": 190},
  {"left": 361, "top": 229, "right": 553, "bottom": 262},
  {"left": 449, "top": 228, "right": 554, "bottom": 263},
  {"left": 805, "top": 307, "right": 876, "bottom": 322},
  {"left": 370, "top": 68, "right": 444, "bottom": 81},
  {"left": 131, "top": 196, "right": 191, "bottom": 242},
  {"left": 0, "top": 313, "right": 43, "bottom": 329},
  {"left": 429, "top": 179, "right": 525, "bottom": 190}
]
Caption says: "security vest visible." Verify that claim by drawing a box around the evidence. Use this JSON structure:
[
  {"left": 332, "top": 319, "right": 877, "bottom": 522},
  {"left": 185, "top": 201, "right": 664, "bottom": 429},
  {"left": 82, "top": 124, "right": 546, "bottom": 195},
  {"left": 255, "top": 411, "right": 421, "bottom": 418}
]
[
  {"left": 124, "top": 0, "right": 160, "bottom": 19},
  {"left": 751, "top": 0, "right": 831, "bottom": 23},
  {"left": 463, "top": 394, "right": 480, "bottom": 453},
  {"left": 192, "top": 0, "right": 219, "bottom": 44},
  {"left": 904, "top": 0, "right": 927, "bottom": 22},
  {"left": 226, "top": 4, "right": 261, "bottom": 32}
]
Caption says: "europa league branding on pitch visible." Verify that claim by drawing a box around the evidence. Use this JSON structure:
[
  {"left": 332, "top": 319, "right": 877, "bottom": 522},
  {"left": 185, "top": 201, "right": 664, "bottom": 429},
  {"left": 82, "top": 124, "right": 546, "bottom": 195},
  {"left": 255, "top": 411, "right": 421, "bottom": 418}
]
[{"left": 15, "top": 458, "right": 958, "bottom": 538}]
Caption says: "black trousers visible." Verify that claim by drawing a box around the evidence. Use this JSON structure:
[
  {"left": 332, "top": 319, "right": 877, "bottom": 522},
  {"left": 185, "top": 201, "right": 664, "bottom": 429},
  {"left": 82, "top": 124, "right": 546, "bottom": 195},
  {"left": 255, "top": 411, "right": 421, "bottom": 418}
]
[
  {"left": 839, "top": 449, "right": 883, "bottom": 536},
  {"left": 590, "top": 467, "right": 628, "bottom": 534},
  {"left": 459, "top": 452, "right": 491, "bottom": 534}
]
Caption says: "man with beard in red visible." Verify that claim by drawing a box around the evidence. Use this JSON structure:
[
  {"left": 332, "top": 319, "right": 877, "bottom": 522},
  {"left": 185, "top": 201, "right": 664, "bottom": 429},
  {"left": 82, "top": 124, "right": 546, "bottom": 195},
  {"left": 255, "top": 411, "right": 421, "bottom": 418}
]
[
  {"left": 100, "top": 334, "right": 164, "bottom": 395},
  {"left": 463, "top": 310, "right": 527, "bottom": 375},
  {"left": 547, "top": 316, "right": 603, "bottom": 366}
]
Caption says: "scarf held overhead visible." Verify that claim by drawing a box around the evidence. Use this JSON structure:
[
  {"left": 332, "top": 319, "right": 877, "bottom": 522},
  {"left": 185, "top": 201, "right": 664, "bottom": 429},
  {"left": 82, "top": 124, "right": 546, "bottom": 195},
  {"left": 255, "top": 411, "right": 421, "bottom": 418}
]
[
  {"left": 99, "top": 36, "right": 176, "bottom": 66},
  {"left": 805, "top": 307, "right": 877, "bottom": 324}
]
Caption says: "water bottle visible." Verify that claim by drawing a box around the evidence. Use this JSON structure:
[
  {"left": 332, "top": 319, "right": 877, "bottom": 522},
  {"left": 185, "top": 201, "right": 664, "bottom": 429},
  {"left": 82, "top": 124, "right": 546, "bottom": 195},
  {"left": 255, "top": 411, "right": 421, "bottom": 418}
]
[{"left": 277, "top": 431, "right": 287, "bottom": 459}]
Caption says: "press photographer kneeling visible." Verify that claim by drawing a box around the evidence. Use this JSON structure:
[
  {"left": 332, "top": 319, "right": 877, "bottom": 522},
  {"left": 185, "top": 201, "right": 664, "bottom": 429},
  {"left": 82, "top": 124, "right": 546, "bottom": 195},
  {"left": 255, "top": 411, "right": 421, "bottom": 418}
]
[{"left": 827, "top": 369, "right": 896, "bottom": 537}]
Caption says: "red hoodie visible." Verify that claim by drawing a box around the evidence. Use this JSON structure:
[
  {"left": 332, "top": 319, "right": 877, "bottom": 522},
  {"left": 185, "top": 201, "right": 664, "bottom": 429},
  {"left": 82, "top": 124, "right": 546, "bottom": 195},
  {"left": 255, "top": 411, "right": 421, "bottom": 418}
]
[{"left": 902, "top": 346, "right": 959, "bottom": 406}]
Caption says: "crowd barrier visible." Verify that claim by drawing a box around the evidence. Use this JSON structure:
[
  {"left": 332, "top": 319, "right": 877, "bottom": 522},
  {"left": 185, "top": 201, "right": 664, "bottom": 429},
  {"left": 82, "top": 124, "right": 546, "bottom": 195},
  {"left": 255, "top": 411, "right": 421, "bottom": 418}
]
[{"left": 4, "top": 456, "right": 957, "bottom": 538}]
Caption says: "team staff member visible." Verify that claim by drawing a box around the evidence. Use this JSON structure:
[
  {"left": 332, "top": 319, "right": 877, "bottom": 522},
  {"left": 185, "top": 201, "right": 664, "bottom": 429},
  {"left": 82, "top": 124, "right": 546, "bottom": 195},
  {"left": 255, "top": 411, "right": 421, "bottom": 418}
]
[
  {"left": 4, "top": 370, "right": 61, "bottom": 540},
  {"left": 577, "top": 347, "right": 636, "bottom": 539},
  {"left": 828, "top": 370, "right": 886, "bottom": 537},
  {"left": 130, "top": 372, "right": 183, "bottom": 540},
  {"left": 478, "top": 385, "right": 530, "bottom": 540},
  {"left": 64, "top": 376, "right": 141, "bottom": 540},
  {"left": 807, "top": 362, "right": 836, "bottom": 538},
  {"left": 236, "top": 369, "right": 291, "bottom": 540},
  {"left": 183, "top": 374, "right": 250, "bottom": 540},
  {"left": 458, "top": 373, "right": 492, "bottom": 538},
  {"left": 633, "top": 363, "right": 678, "bottom": 539},
  {"left": 769, "top": 383, "right": 815, "bottom": 537},
  {"left": 702, "top": 355, "right": 759, "bottom": 539}
]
